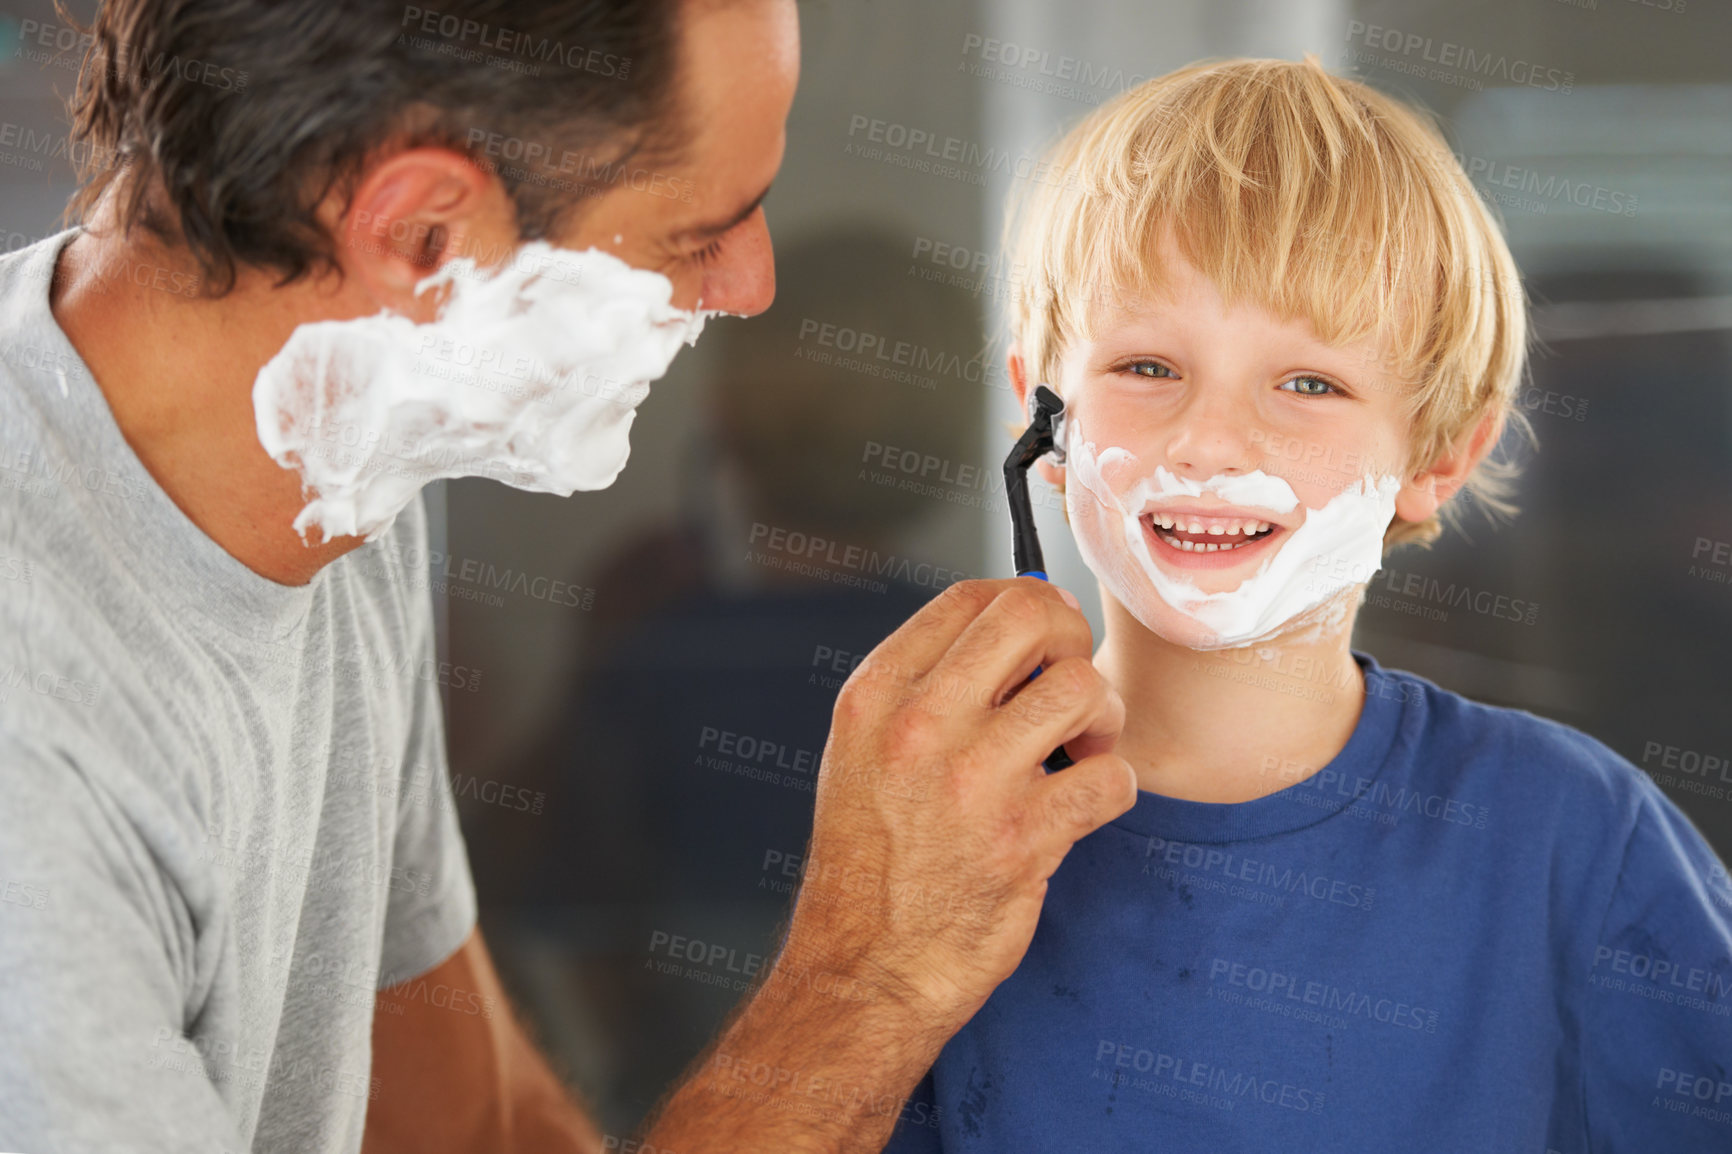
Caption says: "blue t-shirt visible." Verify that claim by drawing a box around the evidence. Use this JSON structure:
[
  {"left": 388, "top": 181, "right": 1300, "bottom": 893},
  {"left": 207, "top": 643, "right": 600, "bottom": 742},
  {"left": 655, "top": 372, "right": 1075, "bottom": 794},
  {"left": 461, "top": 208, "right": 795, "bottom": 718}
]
[{"left": 883, "top": 652, "right": 1732, "bottom": 1153}]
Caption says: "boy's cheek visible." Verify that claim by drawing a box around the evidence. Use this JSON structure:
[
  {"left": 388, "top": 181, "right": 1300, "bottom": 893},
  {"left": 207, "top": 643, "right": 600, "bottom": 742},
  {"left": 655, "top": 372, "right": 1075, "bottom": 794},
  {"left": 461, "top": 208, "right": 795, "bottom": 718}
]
[
  {"left": 1063, "top": 482, "right": 1113, "bottom": 549},
  {"left": 1064, "top": 487, "right": 1219, "bottom": 651},
  {"left": 1065, "top": 485, "right": 1131, "bottom": 580}
]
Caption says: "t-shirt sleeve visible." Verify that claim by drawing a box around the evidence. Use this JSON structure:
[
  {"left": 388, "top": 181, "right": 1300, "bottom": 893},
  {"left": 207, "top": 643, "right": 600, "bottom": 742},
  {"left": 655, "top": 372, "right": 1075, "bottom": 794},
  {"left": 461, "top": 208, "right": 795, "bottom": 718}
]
[
  {"left": 878, "top": 1070, "right": 945, "bottom": 1153},
  {"left": 0, "top": 734, "right": 245, "bottom": 1153},
  {"left": 1582, "top": 783, "right": 1732, "bottom": 1151},
  {"left": 376, "top": 691, "right": 477, "bottom": 988},
  {"left": 374, "top": 515, "right": 479, "bottom": 989}
]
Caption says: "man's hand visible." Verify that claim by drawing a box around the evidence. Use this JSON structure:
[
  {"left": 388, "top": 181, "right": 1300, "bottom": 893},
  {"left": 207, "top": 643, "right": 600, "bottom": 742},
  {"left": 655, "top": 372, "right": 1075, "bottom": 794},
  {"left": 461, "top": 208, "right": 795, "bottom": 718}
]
[
  {"left": 642, "top": 578, "right": 1134, "bottom": 1152},
  {"left": 787, "top": 577, "right": 1134, "bottom": 1032}
]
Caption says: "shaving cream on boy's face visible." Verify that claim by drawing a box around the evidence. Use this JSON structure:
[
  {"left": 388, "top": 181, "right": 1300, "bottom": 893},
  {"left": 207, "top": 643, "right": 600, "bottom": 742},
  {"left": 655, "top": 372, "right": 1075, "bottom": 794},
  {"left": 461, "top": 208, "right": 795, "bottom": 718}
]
[
  {"left": 1061, "top": 402, "right": 1402, "bottom": 650},
  {"left": 253, "top": 241, "right": 713, "bottom": 543}
]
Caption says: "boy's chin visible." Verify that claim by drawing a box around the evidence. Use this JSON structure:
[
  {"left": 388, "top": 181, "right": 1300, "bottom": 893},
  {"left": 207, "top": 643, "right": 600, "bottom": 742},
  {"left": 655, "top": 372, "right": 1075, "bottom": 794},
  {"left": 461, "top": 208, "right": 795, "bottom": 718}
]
[
  {"left": 1102, "top": 590, "right": 1240, "bottom": 651},
  {"left": 1126, "top": 603, "right": 1236, "bottom": 651},
  {"left": 1114, "top": 585, "right": 1361, "bottom": 653}
]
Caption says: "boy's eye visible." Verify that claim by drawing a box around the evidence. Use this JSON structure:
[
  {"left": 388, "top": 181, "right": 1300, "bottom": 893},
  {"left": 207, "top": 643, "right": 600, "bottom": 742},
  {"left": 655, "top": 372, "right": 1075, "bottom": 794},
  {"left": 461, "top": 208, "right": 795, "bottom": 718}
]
[
  {"left": 1280, "top": 375, "right": 1340, "bottom": 397},
  {"left": 1124, "top": 360, "right": 1176, "bottom": 379}
]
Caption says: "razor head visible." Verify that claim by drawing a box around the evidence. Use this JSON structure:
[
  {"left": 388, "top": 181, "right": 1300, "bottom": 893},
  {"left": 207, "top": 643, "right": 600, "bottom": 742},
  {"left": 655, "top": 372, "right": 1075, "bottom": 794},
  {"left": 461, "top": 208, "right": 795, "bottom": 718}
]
[
  {"left": 1008, "top": 384, "right": 1068, "bottom": 473},
  {"left": 1004, "top": 383, "right": 1069, "bottom": 580},
  {"left": 1029, "top": 383, "right": 1065, "bottom": 423}
]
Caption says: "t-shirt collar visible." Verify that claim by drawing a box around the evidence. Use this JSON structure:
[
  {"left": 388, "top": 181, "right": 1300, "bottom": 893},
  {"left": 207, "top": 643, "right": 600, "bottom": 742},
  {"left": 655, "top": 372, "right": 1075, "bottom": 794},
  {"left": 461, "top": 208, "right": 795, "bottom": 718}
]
[{"left": 1107, "top": 650, "right": 1410, "bottom": 844}]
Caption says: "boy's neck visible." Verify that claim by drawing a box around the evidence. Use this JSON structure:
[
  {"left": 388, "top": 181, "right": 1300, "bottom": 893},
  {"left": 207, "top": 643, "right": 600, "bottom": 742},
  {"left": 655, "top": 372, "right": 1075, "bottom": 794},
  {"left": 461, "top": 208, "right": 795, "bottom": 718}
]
[{"left": 1094, "top": 596, "right": 1366, "bottom": 804}]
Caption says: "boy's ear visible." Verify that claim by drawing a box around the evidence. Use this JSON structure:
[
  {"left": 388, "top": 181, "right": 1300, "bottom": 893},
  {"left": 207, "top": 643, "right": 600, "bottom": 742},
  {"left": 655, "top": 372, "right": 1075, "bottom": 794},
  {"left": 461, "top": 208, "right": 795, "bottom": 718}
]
[
  {"left": 1007, "top": 344, "right": 1031, "bottom": 412},
  {"left": 1394, "top": 410, "right": 1501, "bottom": 524},
  {"left": 1006, "top": 344, "right": 1065, "bottom": 488}
]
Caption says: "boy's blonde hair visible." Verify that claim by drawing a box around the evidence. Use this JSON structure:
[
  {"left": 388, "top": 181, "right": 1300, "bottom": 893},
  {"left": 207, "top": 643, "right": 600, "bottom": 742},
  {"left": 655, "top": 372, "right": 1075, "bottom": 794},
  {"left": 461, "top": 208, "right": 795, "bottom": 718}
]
[{"left": 1005, "top": 56, "right": 1531, "bottom": 549}]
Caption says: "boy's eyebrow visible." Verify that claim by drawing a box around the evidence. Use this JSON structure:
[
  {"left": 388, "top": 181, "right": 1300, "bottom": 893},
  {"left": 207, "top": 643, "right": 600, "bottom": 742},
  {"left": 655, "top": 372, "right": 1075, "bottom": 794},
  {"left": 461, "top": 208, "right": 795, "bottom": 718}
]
[{"left": 675, "top": 181, "right": 773, "bottom": 245}]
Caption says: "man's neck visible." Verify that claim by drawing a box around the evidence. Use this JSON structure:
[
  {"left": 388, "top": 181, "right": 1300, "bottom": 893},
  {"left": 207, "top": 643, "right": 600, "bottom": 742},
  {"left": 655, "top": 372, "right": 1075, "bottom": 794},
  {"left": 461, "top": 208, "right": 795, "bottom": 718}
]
[
  {"left": 1094, "top": 595, "right": 1366, "bottom": 804},
  {"left": 48, "top": 220, "right": 372, "bottom": 586}
]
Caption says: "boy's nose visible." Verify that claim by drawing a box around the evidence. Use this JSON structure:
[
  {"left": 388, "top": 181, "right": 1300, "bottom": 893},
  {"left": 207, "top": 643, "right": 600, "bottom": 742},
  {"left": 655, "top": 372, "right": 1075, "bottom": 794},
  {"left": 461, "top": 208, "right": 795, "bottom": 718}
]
[{"left": 1162, "top": 392, "right": 1261, "bottom": 478}]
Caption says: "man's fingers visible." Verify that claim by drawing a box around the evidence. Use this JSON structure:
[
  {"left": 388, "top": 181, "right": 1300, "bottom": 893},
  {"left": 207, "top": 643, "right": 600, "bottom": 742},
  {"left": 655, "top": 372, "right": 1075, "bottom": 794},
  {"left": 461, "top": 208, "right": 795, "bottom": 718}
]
[
  {"left": 847, "top": 580, "right": 1022, "bottom": 690},
  {"left": 986, "top": 655, "right": 1125, "bottom": 771},
  {"left": 1047, "top": 671, "right": 1126, "bottom": 766},
  {"left": 1030, "top": 752, "right": 1139, "bottom": 853},
  {"left": 921, "top": 579, "right": 1095, "bottom": 714},
  {"left": 846, "top": 579, "right": 1088, "bottom": 704}
]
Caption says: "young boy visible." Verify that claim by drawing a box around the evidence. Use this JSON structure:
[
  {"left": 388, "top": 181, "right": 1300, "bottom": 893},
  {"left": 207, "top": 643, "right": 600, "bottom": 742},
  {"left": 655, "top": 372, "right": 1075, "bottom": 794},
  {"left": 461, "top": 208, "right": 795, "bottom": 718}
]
[{"left": 882, "top": 58, "right": 1732, "bottom": 1152}]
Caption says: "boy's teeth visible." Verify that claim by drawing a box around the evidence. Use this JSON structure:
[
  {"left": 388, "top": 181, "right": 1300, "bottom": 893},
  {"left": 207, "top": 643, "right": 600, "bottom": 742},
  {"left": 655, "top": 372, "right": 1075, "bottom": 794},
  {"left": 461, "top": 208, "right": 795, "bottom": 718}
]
[
  {"left": 1148, "top": 513, "right": 1277, "bottom": 553},
  {"left": 1149, "top": 513, "right": 1273, "bottom": 534}
]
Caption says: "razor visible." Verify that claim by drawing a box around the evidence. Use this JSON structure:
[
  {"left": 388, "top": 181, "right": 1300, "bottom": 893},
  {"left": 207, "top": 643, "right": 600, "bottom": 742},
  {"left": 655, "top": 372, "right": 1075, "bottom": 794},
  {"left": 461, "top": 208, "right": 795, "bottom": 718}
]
[{"left": 1001, "top": 383, "right": 1075, "bottom": 771}]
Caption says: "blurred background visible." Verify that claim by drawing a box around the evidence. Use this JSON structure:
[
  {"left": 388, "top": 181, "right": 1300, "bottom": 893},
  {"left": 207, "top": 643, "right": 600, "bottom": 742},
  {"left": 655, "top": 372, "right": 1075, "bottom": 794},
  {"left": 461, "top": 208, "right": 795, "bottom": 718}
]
[{"left": 5, "top": 0, "right": 1729, "bottom": 1136}]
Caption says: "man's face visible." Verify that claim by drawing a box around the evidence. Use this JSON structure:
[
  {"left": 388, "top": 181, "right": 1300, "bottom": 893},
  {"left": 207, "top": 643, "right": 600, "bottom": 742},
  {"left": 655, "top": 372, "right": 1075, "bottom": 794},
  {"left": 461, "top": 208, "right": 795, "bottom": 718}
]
[
  {"left": 263, "top": 0, "right": 799, "bottom": 543},
  {"left": 552, "top": 0, "right": 798, "bottom": 316},
  {"left": 1054, "top": 242, "right": 1425, "bottom": 648}
]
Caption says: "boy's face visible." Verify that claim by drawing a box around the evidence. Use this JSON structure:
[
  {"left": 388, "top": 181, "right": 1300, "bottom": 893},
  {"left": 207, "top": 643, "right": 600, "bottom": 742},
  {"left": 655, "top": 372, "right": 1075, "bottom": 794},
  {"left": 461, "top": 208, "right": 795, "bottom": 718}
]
[{"left": 1045, "top": 243, "right": 1455, "bottom": 650}]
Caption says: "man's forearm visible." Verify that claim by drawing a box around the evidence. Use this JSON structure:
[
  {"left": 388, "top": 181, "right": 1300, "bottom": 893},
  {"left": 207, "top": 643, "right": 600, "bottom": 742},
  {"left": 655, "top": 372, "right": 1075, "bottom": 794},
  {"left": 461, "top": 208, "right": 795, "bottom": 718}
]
[
  {"left": 505, "top": 1023, "right": 608, "bottom": 1154},
  {"left": 639, "top": 950, "right": 953, "bottom": 1154},
  {"left": 639, "top": 577, "right": 1135, "bottom": 1152},
  {"left": 365, "top": 930, "right": 607, "bottom": 1154}
]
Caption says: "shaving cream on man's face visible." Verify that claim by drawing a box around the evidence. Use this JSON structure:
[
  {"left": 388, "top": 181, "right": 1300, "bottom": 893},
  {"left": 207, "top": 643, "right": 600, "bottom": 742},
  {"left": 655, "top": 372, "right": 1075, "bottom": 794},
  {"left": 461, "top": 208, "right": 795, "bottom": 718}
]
[
  {"left": 1063, "top": 412, "right": 1401, "bottom": 650},
  {"left": 254, "top": 241, "right": 713, "bottom": 543}
]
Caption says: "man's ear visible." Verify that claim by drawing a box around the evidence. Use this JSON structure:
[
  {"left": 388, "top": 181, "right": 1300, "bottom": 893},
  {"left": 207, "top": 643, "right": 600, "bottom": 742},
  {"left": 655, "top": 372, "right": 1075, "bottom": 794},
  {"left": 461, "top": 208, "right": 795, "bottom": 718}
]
[
  {"left": 329, "top": 148, "right": 520, "bottom": 321},
  {"left": 1394, "top": 410, "right": 1502, "bottom": 525}
]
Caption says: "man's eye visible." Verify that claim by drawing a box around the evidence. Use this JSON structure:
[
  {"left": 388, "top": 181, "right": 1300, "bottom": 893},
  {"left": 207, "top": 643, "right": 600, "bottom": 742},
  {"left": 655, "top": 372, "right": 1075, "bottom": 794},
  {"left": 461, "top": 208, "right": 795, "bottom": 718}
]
[
  {"left": 690, "top": 237, "right": 725, "bottom": 266},
  {"left": 1125, "top": 360, "right": 1176, "bottom": 379},
  {"left": 1280, "top": 375, "right": 1339, "bottom": 397}
]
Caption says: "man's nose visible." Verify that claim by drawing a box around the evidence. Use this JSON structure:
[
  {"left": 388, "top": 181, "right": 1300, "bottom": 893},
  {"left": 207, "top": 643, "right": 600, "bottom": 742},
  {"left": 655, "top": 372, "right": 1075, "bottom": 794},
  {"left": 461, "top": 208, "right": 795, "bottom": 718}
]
[{"left": 697, "top": 210, "right": 776, "bottom": 317}]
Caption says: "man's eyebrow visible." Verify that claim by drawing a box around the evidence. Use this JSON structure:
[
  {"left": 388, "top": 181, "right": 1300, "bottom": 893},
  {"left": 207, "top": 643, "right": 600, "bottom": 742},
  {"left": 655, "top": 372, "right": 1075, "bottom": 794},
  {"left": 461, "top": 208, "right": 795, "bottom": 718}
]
[{"left": 676, "top": 182, "right": 773, "bottom": 244}]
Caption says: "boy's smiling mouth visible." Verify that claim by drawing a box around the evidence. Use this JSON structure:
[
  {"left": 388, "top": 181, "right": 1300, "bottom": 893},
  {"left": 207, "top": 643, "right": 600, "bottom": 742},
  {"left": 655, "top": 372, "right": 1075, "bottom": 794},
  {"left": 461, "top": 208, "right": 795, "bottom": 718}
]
[
  {"left": 1141, "top": 504, "right": 1288, "bottom": 567},
  {"left": 1063, "top": 425, "right": 1403, "bottom": 646}
]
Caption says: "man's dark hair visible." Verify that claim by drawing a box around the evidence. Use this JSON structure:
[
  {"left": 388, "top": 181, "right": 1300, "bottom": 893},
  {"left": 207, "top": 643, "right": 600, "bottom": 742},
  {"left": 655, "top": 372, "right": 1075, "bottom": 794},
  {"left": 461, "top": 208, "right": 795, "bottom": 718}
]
[{"left": 62, "top": 0, "right": 685, "bottom": 294}]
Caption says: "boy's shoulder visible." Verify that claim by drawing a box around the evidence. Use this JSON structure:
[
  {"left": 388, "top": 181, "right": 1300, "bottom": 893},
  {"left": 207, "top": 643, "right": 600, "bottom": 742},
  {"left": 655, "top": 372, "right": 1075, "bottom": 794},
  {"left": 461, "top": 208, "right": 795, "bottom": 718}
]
[
  {"left": 1368, "top": 657, "right": 1731, "bottom": 936},
  {"left": 1367, "top": 654, "right": 1660, "bottom": 836}
]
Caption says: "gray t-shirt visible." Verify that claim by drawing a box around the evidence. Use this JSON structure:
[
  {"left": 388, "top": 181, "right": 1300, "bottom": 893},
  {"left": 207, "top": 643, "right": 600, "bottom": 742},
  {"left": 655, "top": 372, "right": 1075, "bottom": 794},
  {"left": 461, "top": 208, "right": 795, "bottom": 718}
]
[{"left": 0, "top": 230, "right": 478, "bottom": 1153}]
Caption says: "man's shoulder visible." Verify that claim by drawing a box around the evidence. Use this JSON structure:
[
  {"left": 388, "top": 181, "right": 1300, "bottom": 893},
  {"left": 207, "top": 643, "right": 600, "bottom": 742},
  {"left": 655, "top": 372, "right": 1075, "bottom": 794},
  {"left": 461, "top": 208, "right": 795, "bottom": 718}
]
[
  {"left": 0, "top": 487, "right": 136, "bottom": 758},
  {"left": 0, "top": 229, "right": 81, "bottom": 384},
  {"left": 334, "top": 492, "right": 436, "bottom": 645},
  {"left": 0, "top": 230, "right": 137, "bottom": 535},
  {"left": 0, "top": 230, "right": 67, "bottom": 301}
]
